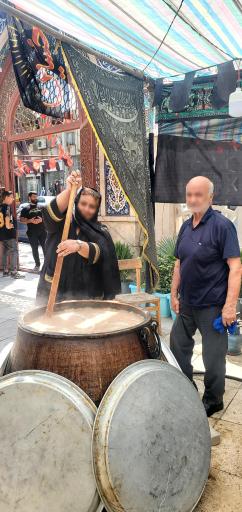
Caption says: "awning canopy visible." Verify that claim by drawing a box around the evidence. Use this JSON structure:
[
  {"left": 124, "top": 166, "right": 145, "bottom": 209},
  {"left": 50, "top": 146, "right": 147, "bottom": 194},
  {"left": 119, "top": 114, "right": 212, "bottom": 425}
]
[{"left": 6, "top": 0, "right": 242, "bottom": 78}]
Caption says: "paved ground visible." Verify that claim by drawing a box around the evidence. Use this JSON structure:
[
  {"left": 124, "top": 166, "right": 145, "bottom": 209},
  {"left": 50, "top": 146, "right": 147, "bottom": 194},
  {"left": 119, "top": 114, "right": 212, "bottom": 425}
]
[
  {"left": 0, "top": 242, "right": 43, "bottom": 351},
  {"left": 195, "top": 375, "right": 242, "bottom": 511},
  {"left": 162, "top": 320, "right": 242, "bottom": 510},
  {"left": 0, "top": 242, "right": 241, "bottom": 510},
  {"left": 162, "top": 313, "right": 242, "bottom": 381}
]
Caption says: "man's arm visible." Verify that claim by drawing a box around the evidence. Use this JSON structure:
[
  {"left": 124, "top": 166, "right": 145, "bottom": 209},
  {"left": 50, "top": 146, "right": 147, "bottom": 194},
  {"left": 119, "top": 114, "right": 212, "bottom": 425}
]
[
  {"left": 20, "top": 215, "right": 38, "bottom": 225},
  {"left": 5, "top": 207, "right": 14, "bottom": 230},
  {"left": 171, "top": 259, "right": 181, "bottom": 314},
  {"left": 222, "top": 257, "right": 241, "bottom": 326}
]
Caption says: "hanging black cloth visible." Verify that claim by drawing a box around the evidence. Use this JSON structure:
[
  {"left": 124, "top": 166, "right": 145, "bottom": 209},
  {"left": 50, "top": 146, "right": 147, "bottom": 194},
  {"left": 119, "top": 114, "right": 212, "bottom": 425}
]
[
  {"left": 152, "top": 78, "right": 164, "bottom": 107},
  {"left": 63, "top": 43, "right": 158, "bottom": 287},
  {"left": 7, "top": 16, "right": 71, "bottom": 118},
  {"left": 211, "top": 61, "right": 237, "bottom": 109},
  {"left": 36, "top": 189, "right": 121, "bottom": 304},
  {"left": 148, "top": 133, "right": 155, "bottom": 218},
  {"left": 170, "top": 71, "right": 196, "bottom": 112},
  {"left": 154, "top": 134, "right": 242, "bottom": 205}
]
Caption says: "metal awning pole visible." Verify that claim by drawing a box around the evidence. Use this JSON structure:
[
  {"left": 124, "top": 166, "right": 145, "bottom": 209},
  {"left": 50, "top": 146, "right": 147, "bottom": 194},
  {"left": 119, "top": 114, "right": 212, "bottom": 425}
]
[{"left": 0, "top": 0, "right": 147, "bottom": 80}]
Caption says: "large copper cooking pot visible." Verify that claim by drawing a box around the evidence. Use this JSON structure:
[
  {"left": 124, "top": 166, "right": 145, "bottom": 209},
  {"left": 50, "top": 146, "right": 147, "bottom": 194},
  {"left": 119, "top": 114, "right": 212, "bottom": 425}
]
[{"left": 8, "top": 300, "right": 163, "bottom": 403}]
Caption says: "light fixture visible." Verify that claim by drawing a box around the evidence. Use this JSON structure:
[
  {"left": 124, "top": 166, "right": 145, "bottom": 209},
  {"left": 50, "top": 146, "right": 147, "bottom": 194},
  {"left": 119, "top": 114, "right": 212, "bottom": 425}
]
[{"left": 229, "top": 60, "right": 242, "bottom": 117}]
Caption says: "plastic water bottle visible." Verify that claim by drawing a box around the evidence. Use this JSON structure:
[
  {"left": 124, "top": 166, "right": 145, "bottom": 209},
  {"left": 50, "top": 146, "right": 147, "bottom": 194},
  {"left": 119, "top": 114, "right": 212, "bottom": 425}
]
[{"left": 229, "top": 87, "right": 242, "bottom": 117}]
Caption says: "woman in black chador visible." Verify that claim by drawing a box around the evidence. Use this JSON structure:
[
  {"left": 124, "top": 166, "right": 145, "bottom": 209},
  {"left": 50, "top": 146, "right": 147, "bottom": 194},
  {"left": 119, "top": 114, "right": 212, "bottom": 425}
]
[{"left": 37, "top": 170, "right": 121, "bottom": 304}]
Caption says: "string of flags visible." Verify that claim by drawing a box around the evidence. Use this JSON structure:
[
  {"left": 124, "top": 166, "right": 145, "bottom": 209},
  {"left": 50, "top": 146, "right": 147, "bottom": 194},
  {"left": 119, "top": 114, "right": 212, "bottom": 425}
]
[{"left": 14, "top": 140, "right": 73, "bottom": 177}]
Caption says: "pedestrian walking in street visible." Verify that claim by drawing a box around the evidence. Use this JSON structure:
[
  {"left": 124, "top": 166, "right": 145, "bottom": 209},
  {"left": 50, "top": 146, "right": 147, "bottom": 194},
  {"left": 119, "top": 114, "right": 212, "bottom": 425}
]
[
  {"left": 0, "top": 190, "right": 24, "bottom": 279},
  {"left": 170, "top": 176, "right": 241, "bottom": 417},
  {"left": 20, "top": 191, "right": 47, "bottom": 272}
]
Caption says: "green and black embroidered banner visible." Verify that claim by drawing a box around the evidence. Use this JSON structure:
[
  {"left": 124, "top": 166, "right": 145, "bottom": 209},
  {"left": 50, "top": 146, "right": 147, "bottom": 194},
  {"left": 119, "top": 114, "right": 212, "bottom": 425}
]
[
  {"left": 155, "top": 71, "right": 238, "bottom": 122},
  {"left": 63, "top": 43, "right": 158, "bottom": 284},
  {"left": 8, "top": 17, "right": 73, "bottom": 118}
]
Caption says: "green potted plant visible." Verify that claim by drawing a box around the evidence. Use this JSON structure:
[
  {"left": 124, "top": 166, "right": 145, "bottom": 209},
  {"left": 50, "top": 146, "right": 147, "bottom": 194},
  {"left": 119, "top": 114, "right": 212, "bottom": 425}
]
[
  {"left": 156, "top": 237, "right": 177, "bottom": 318},
  {"left": 115, "top": 241, "right": 134, "bottom": 294}
]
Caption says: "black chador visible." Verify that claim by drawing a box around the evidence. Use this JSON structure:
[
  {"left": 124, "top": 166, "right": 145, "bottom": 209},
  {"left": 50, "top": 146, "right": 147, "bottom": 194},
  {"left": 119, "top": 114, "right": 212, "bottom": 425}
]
[{"left": 37, "top": 189, "right": 121, "bottom": 304}]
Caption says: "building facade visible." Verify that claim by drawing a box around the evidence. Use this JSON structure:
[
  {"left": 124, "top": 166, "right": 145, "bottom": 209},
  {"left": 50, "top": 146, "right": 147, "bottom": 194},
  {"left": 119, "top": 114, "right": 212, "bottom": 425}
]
[{"left": 0, "top": 54, "right": 141, "bottom": 253}]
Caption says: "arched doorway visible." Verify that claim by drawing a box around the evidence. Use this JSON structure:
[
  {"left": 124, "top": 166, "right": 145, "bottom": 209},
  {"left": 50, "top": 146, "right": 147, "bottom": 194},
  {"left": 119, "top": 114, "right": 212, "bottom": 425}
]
[{"left": 0, "top": 55, "right": 97, "bottom": 196}]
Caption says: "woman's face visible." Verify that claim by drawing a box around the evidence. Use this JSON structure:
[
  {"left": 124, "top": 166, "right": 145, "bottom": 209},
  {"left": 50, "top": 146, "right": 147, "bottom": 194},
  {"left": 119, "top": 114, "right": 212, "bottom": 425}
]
[{"left": 77, "top": 193, "right": 99, "bottom": 221}]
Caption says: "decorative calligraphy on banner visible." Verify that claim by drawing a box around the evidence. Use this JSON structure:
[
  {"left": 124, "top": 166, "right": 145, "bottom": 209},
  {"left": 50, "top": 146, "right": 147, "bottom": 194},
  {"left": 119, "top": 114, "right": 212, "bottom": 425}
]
[
  {"left": 8, "top": 17, "right": 75, "bottom": 118},
  {"left": 63, "top": 43, "right": 158, "bottom": 284}
]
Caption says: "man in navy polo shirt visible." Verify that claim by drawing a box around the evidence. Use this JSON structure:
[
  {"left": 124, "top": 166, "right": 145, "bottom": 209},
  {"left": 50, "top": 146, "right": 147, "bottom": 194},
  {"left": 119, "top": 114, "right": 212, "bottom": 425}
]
[{"left": 170, "top": 176, "right": 241, "bottom": 417}]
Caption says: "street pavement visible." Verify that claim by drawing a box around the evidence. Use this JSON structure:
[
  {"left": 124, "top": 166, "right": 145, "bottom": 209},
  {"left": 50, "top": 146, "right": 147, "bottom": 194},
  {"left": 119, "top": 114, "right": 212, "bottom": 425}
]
[{"left": 0, "top": 242, "right": 40, "bottom": 350}]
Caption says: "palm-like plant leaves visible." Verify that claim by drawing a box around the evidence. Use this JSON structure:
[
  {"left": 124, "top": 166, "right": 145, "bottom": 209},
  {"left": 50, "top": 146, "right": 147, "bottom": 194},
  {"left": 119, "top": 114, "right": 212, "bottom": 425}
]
[
  {"left": 114, "top": 241, "right": 133, "bottom": 260},
  {"left": 115, "top": 241, "right": 133, "bottom": 281},
  {"left": 157, "top": 236, "right": 177, "bottom": 293},
  {"left": 157, "top": 236, "right": 177, "bottom": 260}
]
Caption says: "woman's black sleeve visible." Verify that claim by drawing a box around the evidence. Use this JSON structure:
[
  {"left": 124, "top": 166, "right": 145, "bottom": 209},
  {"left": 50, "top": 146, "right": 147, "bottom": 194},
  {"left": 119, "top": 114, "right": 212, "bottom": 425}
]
[{"left": 43, "top": 198, "right": 65, "bottom": 233}]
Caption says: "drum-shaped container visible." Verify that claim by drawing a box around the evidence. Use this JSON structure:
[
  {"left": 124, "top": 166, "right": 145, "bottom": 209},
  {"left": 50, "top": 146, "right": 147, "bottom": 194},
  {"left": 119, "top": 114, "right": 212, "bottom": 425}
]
[
  {"left": 8, "top": 300, "right": 162, "bottom": 403},
  {"left": 93, "top": 360, "right": 211, "bottom": 512},
  {"left": 0, "top": 370, "right": 102, "bottom": 512}
]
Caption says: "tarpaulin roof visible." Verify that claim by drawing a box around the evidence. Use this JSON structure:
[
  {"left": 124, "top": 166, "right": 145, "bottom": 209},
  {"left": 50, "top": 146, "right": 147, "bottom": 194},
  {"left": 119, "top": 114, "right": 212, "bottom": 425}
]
[{"left": 7, "top": 0, "right": 242, "bottom": 78}]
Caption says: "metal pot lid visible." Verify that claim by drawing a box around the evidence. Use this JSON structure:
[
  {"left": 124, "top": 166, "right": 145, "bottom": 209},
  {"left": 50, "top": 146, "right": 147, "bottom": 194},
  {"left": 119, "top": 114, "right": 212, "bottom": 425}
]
[
  {"left": 0, "top": 370, "right": 103, "bottom": 512},
  {"left": 92, "top": 360, "right": 211, "bottom": 512}
]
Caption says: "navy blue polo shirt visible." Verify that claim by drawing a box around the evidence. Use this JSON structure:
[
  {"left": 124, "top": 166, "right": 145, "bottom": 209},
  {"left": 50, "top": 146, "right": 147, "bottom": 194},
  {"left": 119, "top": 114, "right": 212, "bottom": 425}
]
[{"left": 175, "top": 207, "right": 240, "bottom": 307}]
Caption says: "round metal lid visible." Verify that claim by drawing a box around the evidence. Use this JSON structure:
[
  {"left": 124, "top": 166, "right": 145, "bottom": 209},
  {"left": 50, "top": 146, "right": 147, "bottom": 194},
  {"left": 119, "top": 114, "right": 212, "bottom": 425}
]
[
  {"left": 0, "top": 370, "right": 103, "bottom": 512},
  {"left": 92, "top": 360, "right": 211, "bottom": 512}
]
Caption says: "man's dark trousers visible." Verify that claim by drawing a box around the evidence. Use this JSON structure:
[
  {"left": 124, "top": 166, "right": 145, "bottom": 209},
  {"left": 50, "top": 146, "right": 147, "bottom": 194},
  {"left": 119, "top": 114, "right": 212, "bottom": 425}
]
[
  {"left": 170, "top": 303, "right": 228, "bottom": 404},
  {"left": 28, "top": 231, "right": 46, "bottom": 267}
]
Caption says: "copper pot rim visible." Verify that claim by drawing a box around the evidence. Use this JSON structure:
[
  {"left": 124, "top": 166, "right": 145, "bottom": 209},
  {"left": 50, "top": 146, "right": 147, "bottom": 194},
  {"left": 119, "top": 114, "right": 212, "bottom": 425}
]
[{"left": 18, "top": 299, "right": 152, "bottom": 339}]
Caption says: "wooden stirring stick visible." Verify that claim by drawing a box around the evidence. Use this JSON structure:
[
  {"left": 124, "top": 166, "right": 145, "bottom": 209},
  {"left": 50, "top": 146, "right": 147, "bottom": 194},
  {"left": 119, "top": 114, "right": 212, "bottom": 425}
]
[{"left": 46, "top": 181, "right": 78, "bottom": 316}]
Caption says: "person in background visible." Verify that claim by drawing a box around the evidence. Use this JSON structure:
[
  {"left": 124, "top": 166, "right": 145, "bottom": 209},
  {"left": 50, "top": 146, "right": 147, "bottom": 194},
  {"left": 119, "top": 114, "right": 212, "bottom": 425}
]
[
  {"left": 0, "top": 190, "right": 24, "bottom": 279},
  {"left": 170, "top": 176, "right": 241, "bottom": 417},
  {"left": 20, "top": 191, "right": 47, "bottom": 273}
]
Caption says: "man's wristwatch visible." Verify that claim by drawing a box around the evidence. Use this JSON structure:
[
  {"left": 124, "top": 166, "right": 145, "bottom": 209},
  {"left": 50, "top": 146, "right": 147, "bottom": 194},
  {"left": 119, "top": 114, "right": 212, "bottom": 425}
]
[{"left": 76, "top": 239, "right": 83, "bottom": 252}]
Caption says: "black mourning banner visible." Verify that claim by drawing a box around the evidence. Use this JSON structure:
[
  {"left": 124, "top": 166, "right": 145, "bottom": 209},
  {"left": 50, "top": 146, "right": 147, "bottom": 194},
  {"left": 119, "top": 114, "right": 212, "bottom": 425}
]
[
  {"left": 8, "top": 17, "right": 72, "bottom": 118},
  {"left": 154, "top": 135, "right": 242, "bottom": 206},
  {"left": 211, "top": 61, "right": 237, "bottom": 109},
  {"left": 63, "top": 43, "right": 158, "bottom": 283}
]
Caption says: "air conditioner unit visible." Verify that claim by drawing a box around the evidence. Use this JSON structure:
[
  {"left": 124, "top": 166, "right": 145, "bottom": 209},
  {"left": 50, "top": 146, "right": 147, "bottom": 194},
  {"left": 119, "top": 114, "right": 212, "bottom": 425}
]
[{"left": 36, "top": 139, "right": 47, "bottom": 150}]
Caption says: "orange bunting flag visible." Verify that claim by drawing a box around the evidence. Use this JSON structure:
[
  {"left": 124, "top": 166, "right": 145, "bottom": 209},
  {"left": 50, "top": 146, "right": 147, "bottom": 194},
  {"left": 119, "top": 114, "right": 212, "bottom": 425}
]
[
  {"left": 24, "top": 164, "right": 31, "bottom": 174},
  {"left": 64, "top": 154, "right": 73, "bottom": 167},
  {"left": 33, "top": 160, "right": 41, "bottom": 172},
  {"left": 17, "top": 160, "right": 25, "bottom": 175},
  {"left": 49, "top": 157, "right": 57, "bottom": 169},
  {"left": 58, "top": 143, "right": 65, "bottom": 159}
]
